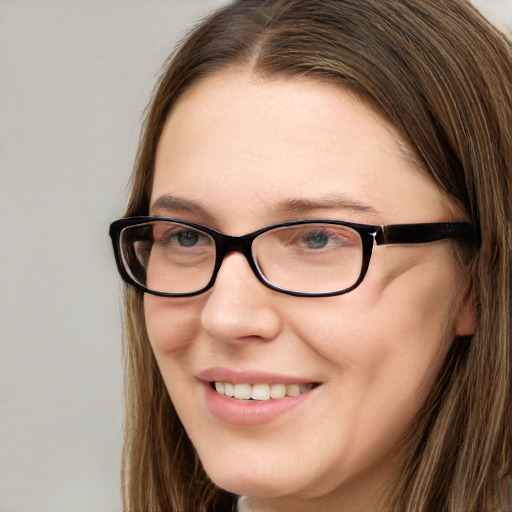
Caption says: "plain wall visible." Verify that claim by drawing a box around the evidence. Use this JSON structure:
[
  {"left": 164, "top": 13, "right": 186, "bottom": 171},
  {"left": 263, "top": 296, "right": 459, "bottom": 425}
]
[{"left": 1, "top": 1, "right": 510, "bottom": 511}]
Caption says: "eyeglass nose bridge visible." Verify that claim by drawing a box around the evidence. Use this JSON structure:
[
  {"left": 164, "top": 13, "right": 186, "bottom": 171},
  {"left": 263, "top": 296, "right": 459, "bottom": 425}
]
[{"left": 209, "top": 231, "right": 267, "bottom": 291}]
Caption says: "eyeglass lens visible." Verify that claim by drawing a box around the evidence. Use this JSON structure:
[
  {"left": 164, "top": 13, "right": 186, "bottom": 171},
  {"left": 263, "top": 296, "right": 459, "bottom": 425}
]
[{"left": 120, "top": 220, "right": 364, "bottom": 295}]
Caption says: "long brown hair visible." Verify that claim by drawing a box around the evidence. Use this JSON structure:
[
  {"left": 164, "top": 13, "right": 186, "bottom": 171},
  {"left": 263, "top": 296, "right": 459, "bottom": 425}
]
[{"left": 120, "top": 1, "right": 512, "bottom": 510}]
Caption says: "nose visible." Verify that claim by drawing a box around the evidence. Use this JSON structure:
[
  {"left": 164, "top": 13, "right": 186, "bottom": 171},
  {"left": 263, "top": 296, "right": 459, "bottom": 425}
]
[{"left": 200, "top": 252, "right": 283, "bottom": 344}]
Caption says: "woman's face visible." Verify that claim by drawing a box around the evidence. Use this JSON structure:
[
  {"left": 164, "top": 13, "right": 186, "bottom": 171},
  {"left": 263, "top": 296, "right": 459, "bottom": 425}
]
[{"left": 145, "top": 69, "right": 472, "bottom": 511}]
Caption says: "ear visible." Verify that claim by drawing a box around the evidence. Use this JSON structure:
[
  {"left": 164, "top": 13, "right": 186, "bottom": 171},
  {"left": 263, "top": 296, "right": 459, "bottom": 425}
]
[{"left": 454, "top": 290, "right": 476, "bottom": 337}]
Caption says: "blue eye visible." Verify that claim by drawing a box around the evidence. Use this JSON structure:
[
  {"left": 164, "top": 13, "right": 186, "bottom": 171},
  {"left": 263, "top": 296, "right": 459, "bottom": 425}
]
[
  {"left": 175, "top": 230, "right": 201, "bottom": 247},
  {"left": 303, "top": 231, "right": 330, "bottom": 249}
]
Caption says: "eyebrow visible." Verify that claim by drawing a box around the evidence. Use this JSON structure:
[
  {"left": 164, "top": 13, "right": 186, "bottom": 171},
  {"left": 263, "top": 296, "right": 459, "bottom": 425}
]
[
  {"left": 151, "top": 193, "right": 380, "bottom": 221},
  {"left": 151, "top": 194, "right": 212, "bottom": 218},
  {"left": 274, "top": 196, "right": 381, "bottom": 217}
]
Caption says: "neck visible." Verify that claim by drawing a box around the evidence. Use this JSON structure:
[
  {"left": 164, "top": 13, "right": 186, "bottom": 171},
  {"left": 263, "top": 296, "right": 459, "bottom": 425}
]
[{"left": 236, "top": 479, "right": 389, "bottom": 512}]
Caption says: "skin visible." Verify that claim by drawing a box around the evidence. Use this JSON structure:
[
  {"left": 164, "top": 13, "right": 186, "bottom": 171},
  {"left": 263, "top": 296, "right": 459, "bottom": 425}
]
[{"left": 144, "top": 69, "right": 474, "bottom": 512}]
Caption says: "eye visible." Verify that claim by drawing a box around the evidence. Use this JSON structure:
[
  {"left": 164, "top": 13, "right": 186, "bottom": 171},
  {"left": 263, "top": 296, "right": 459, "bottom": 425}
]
[
  {"left": 153, "top": 225, "right": 211, "bottom": 248},
  {"left": 297, "top": 227, "right": 353, "bottom": 250},
  {"left": 173, "top": 229, "right": 202, "bottom": 247},
  {"left": 270, "top": 224, "right": 359, "bottom": 253},
  {"left": 302, "top": 230, "right": 331, "bottom": 249}
]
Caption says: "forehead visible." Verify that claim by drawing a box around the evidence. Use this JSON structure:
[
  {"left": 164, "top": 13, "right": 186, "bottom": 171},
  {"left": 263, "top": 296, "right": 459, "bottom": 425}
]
[{"left": 151, "top": 69, "right": 454, "bottom": 230}]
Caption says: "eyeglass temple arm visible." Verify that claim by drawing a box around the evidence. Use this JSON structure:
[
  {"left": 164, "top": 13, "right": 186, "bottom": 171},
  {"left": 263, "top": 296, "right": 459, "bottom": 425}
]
[{"left": 376, "top": 222, "right": 479, "bottom": 246}]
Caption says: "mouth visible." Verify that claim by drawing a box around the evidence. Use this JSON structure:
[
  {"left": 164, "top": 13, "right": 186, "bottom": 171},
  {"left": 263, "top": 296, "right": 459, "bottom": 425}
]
[
  {"left": 211, "top": 381, "right": 316, "bottom": 401},
  {"left": 200, "top": 370, "right": 320, "bottom": 425}
]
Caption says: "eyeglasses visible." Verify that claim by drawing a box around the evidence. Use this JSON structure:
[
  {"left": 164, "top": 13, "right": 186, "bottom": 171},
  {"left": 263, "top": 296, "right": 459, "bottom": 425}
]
[{"left": 109, "top": 217, "right": 477, "bottom": 298}]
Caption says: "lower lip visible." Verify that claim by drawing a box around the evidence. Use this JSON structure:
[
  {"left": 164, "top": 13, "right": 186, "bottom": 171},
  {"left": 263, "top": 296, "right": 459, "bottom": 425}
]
[{"left": 201, "top": 381, "right": 315, "bottom": 426}]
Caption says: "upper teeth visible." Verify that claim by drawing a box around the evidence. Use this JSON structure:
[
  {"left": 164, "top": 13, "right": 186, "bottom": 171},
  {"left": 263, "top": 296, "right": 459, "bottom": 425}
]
[{"left": 214, "top": 382, "right": 313, "bottom": 401}]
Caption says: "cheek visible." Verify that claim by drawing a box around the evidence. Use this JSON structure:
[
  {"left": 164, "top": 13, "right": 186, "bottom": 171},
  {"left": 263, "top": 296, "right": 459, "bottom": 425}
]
[
  {"left": 355, "top": 249, "right": 460, "bottom": 355},
  {"left": 299, "top": 276, "right": 455, "bottom": 372},
  {"left": 144, "top": 295, "right": 202, "bottom": 356},
  {"left": 295, "top": 255, "right": 460, "bottom": 417}
]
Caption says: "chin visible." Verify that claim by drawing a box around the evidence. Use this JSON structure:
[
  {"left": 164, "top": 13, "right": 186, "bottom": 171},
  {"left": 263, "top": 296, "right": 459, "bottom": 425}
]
[{"left": 203, "top": 464, "right": 294, "bottom": 498}]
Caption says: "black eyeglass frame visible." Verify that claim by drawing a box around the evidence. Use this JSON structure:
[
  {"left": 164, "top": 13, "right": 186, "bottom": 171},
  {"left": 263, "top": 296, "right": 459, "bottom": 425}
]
[{"left": 109, "top": 216, "right": 477, "bottom": 298}]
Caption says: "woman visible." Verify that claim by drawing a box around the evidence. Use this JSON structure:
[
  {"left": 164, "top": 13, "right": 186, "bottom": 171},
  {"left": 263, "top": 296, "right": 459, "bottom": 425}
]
[{"left": 109, "top": 0, "right": 512, "bottom": 510}]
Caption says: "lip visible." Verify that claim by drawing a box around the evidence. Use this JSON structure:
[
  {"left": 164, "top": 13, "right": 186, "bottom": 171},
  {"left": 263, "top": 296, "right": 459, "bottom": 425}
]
[
  {"left": 197, "top": 367, "right": 315, "bottom": 385},
  {"left": 198, "top": 367, "right": 319, "bottom": 426}
]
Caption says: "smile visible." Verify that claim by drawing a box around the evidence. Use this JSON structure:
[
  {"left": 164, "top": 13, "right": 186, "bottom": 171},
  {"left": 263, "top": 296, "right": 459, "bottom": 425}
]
[
  {"left": 201, "top": 372, "right": 319, "bottom": 425},
  {"left": 213, "top": 382, "right": 314, "bottom": 401}
]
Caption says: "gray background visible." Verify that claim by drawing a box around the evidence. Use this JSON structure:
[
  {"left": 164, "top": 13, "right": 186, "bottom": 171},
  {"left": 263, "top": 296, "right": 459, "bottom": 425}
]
[{"left": 1, "top": 1, "right": 510, "bottom": 511}]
